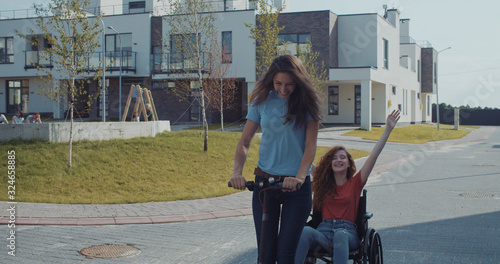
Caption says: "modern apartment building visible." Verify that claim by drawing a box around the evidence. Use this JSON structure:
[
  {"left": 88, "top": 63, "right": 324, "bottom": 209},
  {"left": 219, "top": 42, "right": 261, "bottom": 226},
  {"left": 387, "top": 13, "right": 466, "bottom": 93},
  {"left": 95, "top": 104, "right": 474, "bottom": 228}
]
[{"left": 0, "top": 0, "right": 437, "bottom": 130}]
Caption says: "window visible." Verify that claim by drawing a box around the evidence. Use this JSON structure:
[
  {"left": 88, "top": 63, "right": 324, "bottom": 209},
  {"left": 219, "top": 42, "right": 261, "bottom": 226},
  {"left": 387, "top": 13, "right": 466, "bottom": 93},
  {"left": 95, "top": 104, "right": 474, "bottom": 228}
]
[
  {"left": 392, "top": 86, "right": 396, "bottom": 95},
  {"left": 383, "top": 38, "right": 389, "bottom": 69},
  {"left": 434, "top": 62, "right": 437, "bottom": 84},
  {"left": 106, "top": 33, "right": 132, "bottom": 69},
  {"left": 170, "top": 34, "right": 198, "bottom": 70},
  {"left": 129, "top": 1, "right": 146, "bottom": 12},
  {"left": 25, "top": 35, "right": 52, "bottom": 67},
  {"left": 106, "top": 33, "right": 132, "bottom": 52},
  {"left": 222, "top": 31, "right": 232, "bottom": 63},
  {"left": 7, "top": 80, "right": 29, "bottom": 113},
  {"left": 328, "top": 86, "right": 339, "bottom": 115},
  {"left": 277, "top": 33, "right": 311, "bottom": 56},
  {"left": 0, "top": 37, "right": 14, "bottom": 63},
  {"left": 417, "top": 59, "right": 421, "bottom": 82}
]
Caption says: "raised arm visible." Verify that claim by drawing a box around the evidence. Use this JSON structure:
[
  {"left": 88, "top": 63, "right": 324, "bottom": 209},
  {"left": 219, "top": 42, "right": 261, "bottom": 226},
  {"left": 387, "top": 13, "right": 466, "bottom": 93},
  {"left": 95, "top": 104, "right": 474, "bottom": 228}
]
[
  {"left": 360, "top": 110, "right": 400, "bottom": 184},
  {"left": 230, "top": 120, "right": 260, "bottom": 190}
]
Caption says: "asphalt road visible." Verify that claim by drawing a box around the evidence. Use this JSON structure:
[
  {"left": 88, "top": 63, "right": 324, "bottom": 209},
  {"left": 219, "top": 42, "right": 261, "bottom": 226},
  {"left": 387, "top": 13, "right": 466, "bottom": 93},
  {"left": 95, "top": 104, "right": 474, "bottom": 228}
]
[{"left": 1, "top": 126, "right": 498, "bottom": 263}]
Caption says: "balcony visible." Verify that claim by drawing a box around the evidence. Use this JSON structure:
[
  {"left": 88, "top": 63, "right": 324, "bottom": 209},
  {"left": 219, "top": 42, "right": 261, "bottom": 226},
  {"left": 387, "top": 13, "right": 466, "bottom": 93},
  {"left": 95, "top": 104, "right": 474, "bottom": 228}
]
[
  {"left": 105, "top": 51, "right": 137, "bottom": 73},
  {"left": 152, "top": 52, "right": 210, "bottom": 74},
  {"left": 24, "top": 50, "right": 53, "bottom": 69},
  {"left": 25, "top": 50, "right": 136, "bottom": 73}
]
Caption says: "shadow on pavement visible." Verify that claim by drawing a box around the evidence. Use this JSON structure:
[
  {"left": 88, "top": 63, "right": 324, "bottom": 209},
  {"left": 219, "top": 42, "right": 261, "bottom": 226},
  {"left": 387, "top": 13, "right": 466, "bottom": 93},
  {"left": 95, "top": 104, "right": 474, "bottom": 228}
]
[
  {"left": 379, "top": 211, "right": 500, "bottom": 263},
  {"left": 220, "top": 248, "right": 257, "bottom": 264}
]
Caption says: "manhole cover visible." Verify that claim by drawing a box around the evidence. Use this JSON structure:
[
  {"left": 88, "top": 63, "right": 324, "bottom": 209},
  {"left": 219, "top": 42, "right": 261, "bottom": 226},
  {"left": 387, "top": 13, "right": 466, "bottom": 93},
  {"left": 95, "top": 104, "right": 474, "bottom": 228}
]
[
  {"left": 79, "top": 244, "right": 140, "bottom": 259},
  {"left": 459, "top": 192, "right": 496, "bottom": 198}
]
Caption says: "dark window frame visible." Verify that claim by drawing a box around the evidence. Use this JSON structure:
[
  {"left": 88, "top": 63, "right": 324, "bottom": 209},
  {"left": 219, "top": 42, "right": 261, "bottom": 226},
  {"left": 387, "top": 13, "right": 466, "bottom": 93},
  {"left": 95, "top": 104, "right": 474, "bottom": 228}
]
[
  {"left": 328, "top": 86, "right": 339, "bottom": 115},
  {"left": 222, "top": 31, "right": 232, "bottom": 63},
  {"left": 0, "top": 37, "right": 14, "bottom": 64}
]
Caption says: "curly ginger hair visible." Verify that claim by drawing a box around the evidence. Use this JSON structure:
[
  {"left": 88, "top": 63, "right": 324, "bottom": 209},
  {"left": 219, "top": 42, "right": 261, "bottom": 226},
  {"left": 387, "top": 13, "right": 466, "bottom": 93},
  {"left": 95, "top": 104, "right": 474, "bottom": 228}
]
[{"left": 312, "top": 146, "right": 357, "bottom": 210}]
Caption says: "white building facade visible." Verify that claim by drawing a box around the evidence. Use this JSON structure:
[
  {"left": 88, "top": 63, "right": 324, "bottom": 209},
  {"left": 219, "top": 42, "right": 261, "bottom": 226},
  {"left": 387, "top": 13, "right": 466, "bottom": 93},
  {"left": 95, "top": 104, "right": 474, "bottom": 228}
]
[{"left": 0, "top": 1, "right": 436, "bottom": 129}]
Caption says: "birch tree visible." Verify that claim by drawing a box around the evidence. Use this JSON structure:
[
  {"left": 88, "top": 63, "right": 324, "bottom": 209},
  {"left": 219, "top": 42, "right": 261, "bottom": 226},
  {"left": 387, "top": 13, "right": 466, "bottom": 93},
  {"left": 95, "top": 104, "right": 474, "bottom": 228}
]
[
  {"left": 204, "top": 43, "right": 239, "bottom": 131},
  {"left": 164, "top": 0, "right": 219, "bottom": 151},
  {"left": 17, "top": 0, "right": 105, "bottom": 168}
]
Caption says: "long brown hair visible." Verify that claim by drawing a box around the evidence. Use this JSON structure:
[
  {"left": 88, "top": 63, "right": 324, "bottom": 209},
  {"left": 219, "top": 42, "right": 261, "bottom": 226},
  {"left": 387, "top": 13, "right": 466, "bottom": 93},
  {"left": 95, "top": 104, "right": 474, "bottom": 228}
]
[
  {"left": 312, "top": 146, "right": 357, "bottom": 210},
  {"left": 250, "top": 54, "right": 321, "bottom": 129}
]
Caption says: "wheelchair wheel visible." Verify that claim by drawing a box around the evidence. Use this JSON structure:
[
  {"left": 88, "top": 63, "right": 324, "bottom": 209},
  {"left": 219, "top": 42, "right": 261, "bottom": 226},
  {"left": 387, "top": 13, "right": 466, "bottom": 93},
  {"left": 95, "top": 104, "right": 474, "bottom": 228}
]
[
  {"left": 362, "top": 228, "right": 374, "bottom": 264},
  {"left": 369, "top": 231, "right": 383, "bottom": 264}
]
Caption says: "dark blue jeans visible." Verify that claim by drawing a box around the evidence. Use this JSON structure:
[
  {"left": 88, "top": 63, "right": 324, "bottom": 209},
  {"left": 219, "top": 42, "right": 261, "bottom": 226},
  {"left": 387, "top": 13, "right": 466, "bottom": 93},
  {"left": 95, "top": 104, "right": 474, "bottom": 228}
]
[{"left": 252, "top": 176, "right": 312, "bottom": 264}]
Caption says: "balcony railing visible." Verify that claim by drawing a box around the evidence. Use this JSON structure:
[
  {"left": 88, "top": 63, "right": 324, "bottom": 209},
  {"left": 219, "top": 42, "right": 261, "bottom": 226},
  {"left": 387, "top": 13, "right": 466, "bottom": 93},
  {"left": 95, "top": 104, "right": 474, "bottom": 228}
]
[
  {"left": 0, "top": 0, "right": 256, "bottom": 20},
  {"left": 25, "top": 50, "right": 136, "bottom": 73},
  {"left": 152, "top": 52, "right": 210, "bottom": 74},
  {"left": 24, "top": 50, "right": 53, "bottom": 69},
  {"left": 105, "top": 51, "right": 136, "bottom": 72}
]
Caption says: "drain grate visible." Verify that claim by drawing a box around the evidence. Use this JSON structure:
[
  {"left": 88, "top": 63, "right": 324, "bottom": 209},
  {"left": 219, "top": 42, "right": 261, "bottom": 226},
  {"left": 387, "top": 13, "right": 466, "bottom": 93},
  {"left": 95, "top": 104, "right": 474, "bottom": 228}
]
[
  {"left": 79, "top": 244, "right": 141, "bottom": 259},
  {"left": 459, "top": 192, "right": 496, "bottom": 198}
]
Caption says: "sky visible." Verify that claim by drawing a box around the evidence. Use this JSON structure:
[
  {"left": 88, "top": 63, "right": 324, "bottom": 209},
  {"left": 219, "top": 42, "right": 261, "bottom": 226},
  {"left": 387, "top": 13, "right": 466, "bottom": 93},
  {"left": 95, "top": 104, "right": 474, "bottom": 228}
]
[{"left": 3, "top": 0, "right": 500, "bottom": 109}]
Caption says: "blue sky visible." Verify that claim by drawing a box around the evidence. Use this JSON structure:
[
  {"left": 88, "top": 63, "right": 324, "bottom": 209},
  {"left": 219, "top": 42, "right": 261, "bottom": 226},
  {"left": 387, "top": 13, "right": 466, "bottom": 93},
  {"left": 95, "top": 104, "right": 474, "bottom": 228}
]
[{"left": 4, "top": 0, "right": 500, "bottom": 108}]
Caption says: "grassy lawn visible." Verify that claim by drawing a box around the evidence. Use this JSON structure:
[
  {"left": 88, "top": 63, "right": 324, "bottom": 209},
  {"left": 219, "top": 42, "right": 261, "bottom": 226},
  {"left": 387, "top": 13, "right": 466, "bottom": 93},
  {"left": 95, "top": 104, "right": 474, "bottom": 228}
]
[
  {"left": 0, "top": 131, "right": 368, "bottom": 204},
  {"left": 0, "top": 123, "right": 476, "bottom": 204},
  {"left": 343, "top": 123, "right": 478, "bottom": 144}
]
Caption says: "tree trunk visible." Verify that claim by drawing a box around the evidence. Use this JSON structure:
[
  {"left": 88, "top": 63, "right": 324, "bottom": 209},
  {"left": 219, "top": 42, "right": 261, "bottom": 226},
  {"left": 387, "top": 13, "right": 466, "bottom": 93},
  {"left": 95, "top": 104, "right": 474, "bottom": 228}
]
[
  {"left": 198, "top": 58, "right": 208, "bottom": 152},
  {"left": 220, "top": 78, "right": 224, "bottom": 132},
  {"left": 201, "top": 84, "right": 208, "bottom": 152},
  {"left": 68, "top": 87, "right": 74, "bottom": 168}
]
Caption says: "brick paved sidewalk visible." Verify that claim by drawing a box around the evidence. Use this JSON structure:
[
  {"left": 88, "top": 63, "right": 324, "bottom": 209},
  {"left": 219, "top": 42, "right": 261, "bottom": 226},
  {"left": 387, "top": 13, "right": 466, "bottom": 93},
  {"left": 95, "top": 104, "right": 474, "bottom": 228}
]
[{"left": 0, "top": 126, "right": 492, "bottom": 226}]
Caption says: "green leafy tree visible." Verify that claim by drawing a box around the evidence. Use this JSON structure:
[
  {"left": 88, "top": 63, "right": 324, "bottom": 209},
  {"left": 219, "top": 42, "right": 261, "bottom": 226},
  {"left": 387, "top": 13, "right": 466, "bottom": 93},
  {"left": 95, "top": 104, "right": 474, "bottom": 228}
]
[
  {"left": 298, "top": 40, "right": 328, "bottom": 93},
  {"left": 245, "top": 0, "right": 284, "bottom": 80},
  {"left": 17, "top": 0, "right": 106, "bottom": 168}
]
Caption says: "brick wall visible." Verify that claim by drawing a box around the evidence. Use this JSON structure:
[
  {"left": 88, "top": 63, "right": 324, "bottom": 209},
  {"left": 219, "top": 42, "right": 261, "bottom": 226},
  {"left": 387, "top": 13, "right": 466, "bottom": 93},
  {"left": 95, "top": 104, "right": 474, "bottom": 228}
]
[{"left": 278, "top": 10, "right": 338, "bottom": 69}]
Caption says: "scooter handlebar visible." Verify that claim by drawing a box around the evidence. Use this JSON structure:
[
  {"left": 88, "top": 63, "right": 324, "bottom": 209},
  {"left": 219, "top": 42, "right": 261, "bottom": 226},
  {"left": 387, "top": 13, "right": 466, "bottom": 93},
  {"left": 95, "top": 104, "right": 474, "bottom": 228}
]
[{"left": 228, "top": 181, "right": 301, "bottom": 191}]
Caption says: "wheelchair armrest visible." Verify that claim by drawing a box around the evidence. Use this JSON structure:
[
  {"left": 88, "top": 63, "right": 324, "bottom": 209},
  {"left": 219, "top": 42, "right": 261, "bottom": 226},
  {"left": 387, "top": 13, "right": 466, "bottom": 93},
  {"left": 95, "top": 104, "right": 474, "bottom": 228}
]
[{"left": 362, "top": 211, "right": 373, "bottom": 220}]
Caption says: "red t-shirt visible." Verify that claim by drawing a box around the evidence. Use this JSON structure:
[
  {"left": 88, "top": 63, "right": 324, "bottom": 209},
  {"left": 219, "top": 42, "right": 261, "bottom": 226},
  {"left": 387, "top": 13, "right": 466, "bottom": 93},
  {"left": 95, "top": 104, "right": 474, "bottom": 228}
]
[{"left": 321, "top": 172, "right": 365, "bottom": 223}]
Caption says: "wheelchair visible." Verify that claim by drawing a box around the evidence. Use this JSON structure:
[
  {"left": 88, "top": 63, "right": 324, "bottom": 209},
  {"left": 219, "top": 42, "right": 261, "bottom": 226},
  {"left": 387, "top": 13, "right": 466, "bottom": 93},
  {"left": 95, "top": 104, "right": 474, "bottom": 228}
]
[{"left": 303, "top": 189, "right": 383, "bottom": 264}]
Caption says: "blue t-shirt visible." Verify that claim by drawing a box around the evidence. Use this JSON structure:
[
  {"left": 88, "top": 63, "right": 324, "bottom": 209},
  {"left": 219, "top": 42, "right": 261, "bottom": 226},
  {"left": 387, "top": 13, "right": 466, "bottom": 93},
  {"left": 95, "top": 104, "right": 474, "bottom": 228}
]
[{"left": 246, "top": 90, "right": 313, "bottom": 176}]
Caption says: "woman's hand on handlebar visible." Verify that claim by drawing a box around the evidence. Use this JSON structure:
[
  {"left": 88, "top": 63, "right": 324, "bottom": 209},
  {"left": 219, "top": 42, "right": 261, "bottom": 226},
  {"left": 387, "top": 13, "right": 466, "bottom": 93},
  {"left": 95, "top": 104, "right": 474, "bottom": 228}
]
[
  {"left": 229, "top": 175, "right": 247, "bottom": 190},
  {"left": 282, "top": 177, "right": 303, "bottom": 192}
]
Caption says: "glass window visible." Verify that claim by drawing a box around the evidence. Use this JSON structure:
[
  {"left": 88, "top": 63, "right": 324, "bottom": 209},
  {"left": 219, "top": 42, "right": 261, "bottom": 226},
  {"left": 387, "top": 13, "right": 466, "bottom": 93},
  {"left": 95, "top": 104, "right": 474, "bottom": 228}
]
[
  {"left": 277, "top": 33, "right": 311, "bottom": 56},
  {"left": 170, "top": 34, "right": 198, "bottom": 69},
  {"left": 434, "top": 62, "right": 437, "bottom": 84},
  {"left": 7, "top": 80, "right": 29, "bottom": 113},
  {"left": 328, "top": 86, "right": 339, "bottom": 115},
  {"left": 129, "top": 1, "right": 145, "bottom": 9},
  {"left": 417, "top": 59, "right": 421, "bottom": 82},
  {"left": 129, "top": 1, "right": 145, "bottom": 13},
  {"left": 383, "top": 38, "right": 389, "bottom": 69},
  {"left": 222, "top": 31, "right": 232, "bottom": 63},
  {"left": 106, "top": 33, "right": 132, "bottom": 52},
  {"left": 0, "top": 37, "right": 14, "bottom": 63}
]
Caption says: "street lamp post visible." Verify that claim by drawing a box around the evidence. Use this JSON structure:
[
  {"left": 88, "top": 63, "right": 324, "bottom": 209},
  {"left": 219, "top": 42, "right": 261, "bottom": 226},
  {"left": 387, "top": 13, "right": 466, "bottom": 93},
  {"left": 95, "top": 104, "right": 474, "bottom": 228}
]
[
  {"left": 107, "top": 26, "right": 122, "bottom": 121},
  {"left": 100, "top": 18, "right": 106, "bottom": 122},
  {"left": 436, "top": 46, "right": 451, "bottom": 131}
]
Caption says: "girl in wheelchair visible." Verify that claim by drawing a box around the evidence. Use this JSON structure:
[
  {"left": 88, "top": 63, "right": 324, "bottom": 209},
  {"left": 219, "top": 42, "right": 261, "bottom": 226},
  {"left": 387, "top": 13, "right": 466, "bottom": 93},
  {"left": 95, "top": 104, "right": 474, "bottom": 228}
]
[{"left": 295, "top": 110, "right": 400, "bottom": 264}]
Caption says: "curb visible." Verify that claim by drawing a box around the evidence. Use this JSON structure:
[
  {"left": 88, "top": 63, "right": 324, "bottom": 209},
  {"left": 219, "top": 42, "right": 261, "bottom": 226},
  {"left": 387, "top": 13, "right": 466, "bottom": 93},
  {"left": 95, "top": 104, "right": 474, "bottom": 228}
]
[{"left": 0, "top": 208, "right": 253, "bottom": 226}]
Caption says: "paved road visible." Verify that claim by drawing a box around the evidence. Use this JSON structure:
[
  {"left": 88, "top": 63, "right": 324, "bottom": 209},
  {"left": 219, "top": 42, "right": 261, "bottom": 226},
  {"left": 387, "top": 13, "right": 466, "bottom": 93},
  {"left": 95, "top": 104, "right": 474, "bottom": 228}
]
[{"left": 0, "top": 126, "right": 499, "bottom": 263}]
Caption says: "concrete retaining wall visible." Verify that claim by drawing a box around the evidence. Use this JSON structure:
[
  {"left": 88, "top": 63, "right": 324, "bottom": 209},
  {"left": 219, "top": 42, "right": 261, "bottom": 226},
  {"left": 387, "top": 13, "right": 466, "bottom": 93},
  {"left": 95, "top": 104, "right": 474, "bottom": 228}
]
[{"left": 0, "top": 121, "right": 171, "bottom": 142}]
